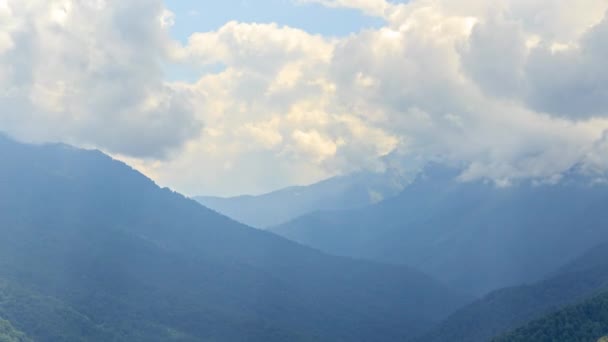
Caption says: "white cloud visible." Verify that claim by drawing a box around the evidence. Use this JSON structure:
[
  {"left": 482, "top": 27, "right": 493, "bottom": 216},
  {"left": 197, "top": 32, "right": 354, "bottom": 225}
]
[
  {"left": 2, "top": 0, "right": 608, "bottom": 195},
  {"left": 0, "top": 0, "right": 201, "bottom": 158},
  {"left": 291, "top": 129, "right": 339, "bottom": 163},
  {"left": 132, "top": 0, "right": 608, "bottom": 195}
]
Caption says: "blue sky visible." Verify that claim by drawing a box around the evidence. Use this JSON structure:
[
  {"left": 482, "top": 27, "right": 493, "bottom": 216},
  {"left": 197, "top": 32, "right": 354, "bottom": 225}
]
[{"left": 164, "top": 0, "right": 385, "bottom": 41}]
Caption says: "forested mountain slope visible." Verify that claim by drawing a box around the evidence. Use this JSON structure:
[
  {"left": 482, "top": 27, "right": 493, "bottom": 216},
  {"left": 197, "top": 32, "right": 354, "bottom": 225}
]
[
  {"left": 273, "top": 165, "right": 608, "bottom": 295},
  {"left": 0, "top": 135, "right": 466, "bottom": 341},
  {"left": 420, "top": 242, "right": 608, "bottom": 342},
  {"left": 0, "top": 316, "right": 30, "bottom": 342},
  {"left": 494, "top": 290, "right": 608, "bottom": 342}
]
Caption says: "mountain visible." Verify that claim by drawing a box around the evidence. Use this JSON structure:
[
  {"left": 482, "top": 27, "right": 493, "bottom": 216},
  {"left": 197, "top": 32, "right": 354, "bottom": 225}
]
[
  {"left": 0, "top": 278, "right": 117, "bottom": 341},
  {"left": 0, "top": 135, "right": 467, "bottom": 341},
  {"left": 272, "top": 165, "right": 608, "bottom": 295},
  {"left": 494, "top": 290, "right": 608, "bottom": 342},
  {"left": 419, "top": 242, "right": 608, "bottom": 342},
  {"left": 0, "top": 317, "right": 30, "bottom": 342},
  {"left": 194, "top": 169, "right": 411, "bottom": 228}
]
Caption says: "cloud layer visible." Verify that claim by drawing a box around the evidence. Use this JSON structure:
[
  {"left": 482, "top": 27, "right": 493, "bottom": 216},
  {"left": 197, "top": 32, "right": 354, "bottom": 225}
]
[
  {"left": 2, "top": 0, "right": 608, "bottom": 195},
  {"left": 0, "top": 0, "right": 201, "bottom": 158}
]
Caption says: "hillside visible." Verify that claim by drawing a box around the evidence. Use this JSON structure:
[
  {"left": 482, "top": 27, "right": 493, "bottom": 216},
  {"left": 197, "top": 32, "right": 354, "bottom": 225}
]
[
  {"left": 494, "top": 290, "right": 608, "bottom": 342},
  {"left": 272, "top": 165, "right": 608, "bottom": 295},
  {"left": 0, "top": 135, "right": 466, "bottom": 341},
  {"left": 419, "top": 242, "right": 608, "bottom": 342},
  {"left": 0, "top": 317, "right": 30, "bottom": 342},
  {"left": 0, "top": 279, "right": 129, "bottom": 341},
  {"left": 195, "top": 169, "right": 410, "bottom": 228}
]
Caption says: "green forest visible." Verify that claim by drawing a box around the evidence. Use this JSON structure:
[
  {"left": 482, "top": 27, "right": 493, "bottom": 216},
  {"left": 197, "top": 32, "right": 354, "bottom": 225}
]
[
  {"left": 495, "top": 291, "right": 608, "bottom": 342},
  {"left": 0, "top": 318, "right": 30, "bottom": 342}
]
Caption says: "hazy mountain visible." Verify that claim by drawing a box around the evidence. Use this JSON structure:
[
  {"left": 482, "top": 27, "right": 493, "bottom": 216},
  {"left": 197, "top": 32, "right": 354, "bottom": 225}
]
[
  {"left": 0, "top": 135, "right": 467, "bottom": 341},
  {"left": 0, "top": 279, "right": 119, "bottom": 341},
  {"left": 420, "top": 242, "right": 608, "bottom": 341},
  {"left": 0, "top": 316, "right": 30, "bottom": 342},
  {"left": 272, "top": 164, "right": 608, "bottom": 295},
  {"left": 494, "top": 290, "right": 608, "bottom": 342},
  {"left": 194, "top": 169, "right": 411, "bottom": 228}
]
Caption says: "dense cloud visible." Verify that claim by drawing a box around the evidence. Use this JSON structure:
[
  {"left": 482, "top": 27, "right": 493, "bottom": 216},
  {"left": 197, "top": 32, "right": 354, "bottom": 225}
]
[
  {"left": 2, "top": 0, "right": 608, "bottom": 195},
  {"left": 0, "top": 0, "right": 201, "bottom": 158},
  {"left": 524, "top": 14, "right": 608, "bottom": 118}
]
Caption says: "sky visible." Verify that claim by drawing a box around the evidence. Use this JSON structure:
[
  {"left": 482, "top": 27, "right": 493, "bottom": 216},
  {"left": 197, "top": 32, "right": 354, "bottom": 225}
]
[
  {"left": 165, "top": 0, "right": 386, "bottom": 40},
  {"left": 1, "top": 0, "right": 608, "bottom": 196}
]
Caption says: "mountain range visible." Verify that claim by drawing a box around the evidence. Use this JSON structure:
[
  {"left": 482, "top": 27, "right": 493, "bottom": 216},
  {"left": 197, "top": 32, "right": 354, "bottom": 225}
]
[
  {"left": 421, "top": 241, "right": 608, "bottom": 341},
  {"left": 495, "top": 289, "right": 608, "bottom": 342},
  {"left": 194, "top": 168, "right": 411, "bottom": 228},
  {"left": 272, "top": 165, "right": 608, "bottom": 295},
  {"left": 0, "top": 316, "right": 29, "bottom": 342},
  {"left": 0, "top": 135, "right": 467, "bottom": 341}
]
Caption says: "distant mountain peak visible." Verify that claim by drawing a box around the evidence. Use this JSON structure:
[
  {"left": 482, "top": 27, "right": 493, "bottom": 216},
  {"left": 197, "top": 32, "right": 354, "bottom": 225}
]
[{"left": 0, "top": 137, "right": 468, "bottom": 342}]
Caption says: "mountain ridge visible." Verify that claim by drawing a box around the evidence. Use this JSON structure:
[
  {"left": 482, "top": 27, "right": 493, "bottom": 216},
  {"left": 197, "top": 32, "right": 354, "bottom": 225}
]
[
  {"left": 272, "top": 164, "right": 608, "bottom": 295},
  {"left": 494, "top": 289, "right": 608, "bottom": 342},
  {"left": 0, "top": 135, "right": 467, "bottom": 341},
  {"left": 419, "top": 242, "right": 608, "bottom": 342},
  {"left": 194, "top": 168, "right": 412, "bottom": 228}
]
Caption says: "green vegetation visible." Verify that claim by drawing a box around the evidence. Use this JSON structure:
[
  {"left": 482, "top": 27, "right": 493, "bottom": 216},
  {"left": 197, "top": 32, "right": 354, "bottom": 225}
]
[
  {"left": 419, "top": 241, "right": 608, "bottom": 342},
  {"left": 0, "top": 318, "right": 30, "bottom": 342},
  {"left": 0, "top": 278, "right": 201, "bottom": 341},
  {"left": 0, "top": 133, "right": 466, "bottom": 341},
  {"left": 0, "top": 280, "right": 112, "bottom": 341},
  {"left": 494, "top": 291, "right": 608, "bottom": 342}
]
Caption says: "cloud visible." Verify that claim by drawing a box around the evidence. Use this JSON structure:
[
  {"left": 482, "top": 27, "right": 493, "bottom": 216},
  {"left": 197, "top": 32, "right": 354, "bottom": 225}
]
[
  {"left": 584, "top": 130, "right": 608, "bottom": 175},
  {"left": 460, "top": 15, "right": 527, "bottom": 98},
  {"left": 459, "top": 5, "right": 608, "bottom": 120},
  {"left": 523, "top": 14, "right": 608, "bottom": 119},
  {"left": 136, "top": 0, "right": 608, "bottom": 195},
  {"left": 2, "top": 0, "right": 608, "bottom": 195},
  {"left": 0, "top": 0, "right": 201, "bottom": 158}
]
